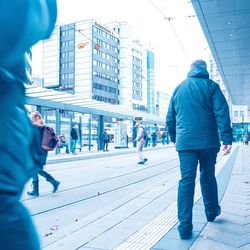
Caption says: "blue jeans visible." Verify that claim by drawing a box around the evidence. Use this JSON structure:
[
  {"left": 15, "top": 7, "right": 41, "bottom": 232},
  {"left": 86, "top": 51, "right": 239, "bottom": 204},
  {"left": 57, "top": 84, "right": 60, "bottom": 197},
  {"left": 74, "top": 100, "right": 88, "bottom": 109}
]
[
  {"left": 59, "top": 143, "right": 69, "bottom": 152},
  {"left": 177, "top": 148, "right": 220, "bottom": 235},
  {"left": 70, "top": 139, "right": 77, "bottom": 153}
]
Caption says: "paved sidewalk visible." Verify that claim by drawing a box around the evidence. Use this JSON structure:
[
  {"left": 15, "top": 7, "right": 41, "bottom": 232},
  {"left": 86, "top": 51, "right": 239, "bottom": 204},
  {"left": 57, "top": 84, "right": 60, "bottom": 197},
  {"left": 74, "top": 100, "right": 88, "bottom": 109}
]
[
  {"left": 47, "top": 144, "right": 171, "bottom": 164},
  {"left": 152, "top": 145, "right": 250, "bottom": 250}
]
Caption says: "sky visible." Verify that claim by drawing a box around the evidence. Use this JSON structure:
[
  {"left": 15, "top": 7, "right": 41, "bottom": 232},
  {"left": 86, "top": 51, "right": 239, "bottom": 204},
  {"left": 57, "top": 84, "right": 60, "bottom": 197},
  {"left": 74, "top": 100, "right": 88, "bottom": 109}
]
[{"left": 32, "top": 0, "right": 210, "bottom": 95}]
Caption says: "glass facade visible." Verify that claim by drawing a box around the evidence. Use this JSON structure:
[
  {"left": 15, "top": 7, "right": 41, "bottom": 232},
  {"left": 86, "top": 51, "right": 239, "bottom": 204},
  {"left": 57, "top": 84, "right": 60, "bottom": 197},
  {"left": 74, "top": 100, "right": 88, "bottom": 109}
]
[
  {"left": 147, "top": 51, "right": 155, "bottom": 114},
  {"left": 92, "top": 24, "right": 120, "bottom": 104},
  {"left": 59, "top": 24, "right": 75, "bottom": 94}
]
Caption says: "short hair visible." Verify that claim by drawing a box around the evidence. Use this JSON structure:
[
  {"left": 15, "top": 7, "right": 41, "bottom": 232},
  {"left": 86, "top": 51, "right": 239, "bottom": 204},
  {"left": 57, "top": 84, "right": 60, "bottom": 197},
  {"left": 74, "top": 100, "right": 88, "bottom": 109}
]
[{"left": 190, "top": 60, "right": 207, "bottom": 70}]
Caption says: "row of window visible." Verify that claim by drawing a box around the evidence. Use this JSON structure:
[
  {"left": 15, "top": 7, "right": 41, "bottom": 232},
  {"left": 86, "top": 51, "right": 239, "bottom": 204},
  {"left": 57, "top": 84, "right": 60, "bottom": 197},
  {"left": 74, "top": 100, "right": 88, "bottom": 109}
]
[
  {"left": 133, "top": 73, "right": 143, "bottom": 81},
  {"left": 93, "top": 82, "right": 118, "bottom": 94},
  {"left": 93, "top": 60, "right": 119, "bottom": 73},
  {"left": 133, "top": 81, "right": 142, "bottom": 88},
  {"left": 93, "top": 49, "right": 119, "bottom": 64},
  {"left": 61, "top": 40, "right": 74, "bottom": 47},
  {"left": 61, "top": 29, "right": 74, "bottom": 37},
  {"left": 92, "top": 94, "right": 118, "bottom": 104},
  {"left": 93, "top": 37, "right": 119, "bottom": 53},
  {"left": 132, "top": 48, "right": 142, "bottom": 57},
  {"left": 93, "top": 26, "right": 119, "bottom": 43},
  {"left": 132, "top": 56, "right": 142, "bottom": 64},
  {"left": 93, "top": 71, "right": 119, "bottom": 83},
  {"left": 61, "top": 73, "right": 74, "bottom": 80},
  {"left": 132, "top": 103, "right": 147, "bottom": 112},
  {"left": 133, "top": 64, "right": 142, "bottom": 72},
  {"left": 133, "top": 90, "right": 142, "bottom": 96},
  {"left": 61, "top": 62, "right": 74, "bottom": 69},
  {"left": 234, "top": 111, "right": 250, "bottom": 117},
  {"left": 61, "top": 51, "right": 74, "bottom": 58}
]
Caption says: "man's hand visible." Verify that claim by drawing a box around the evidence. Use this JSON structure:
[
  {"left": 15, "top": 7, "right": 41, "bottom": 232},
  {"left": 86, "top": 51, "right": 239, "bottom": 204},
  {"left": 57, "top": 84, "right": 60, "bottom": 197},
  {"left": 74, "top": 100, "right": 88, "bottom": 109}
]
[{"left": 223, "top": 144, "right": 232, "bottom": 155}]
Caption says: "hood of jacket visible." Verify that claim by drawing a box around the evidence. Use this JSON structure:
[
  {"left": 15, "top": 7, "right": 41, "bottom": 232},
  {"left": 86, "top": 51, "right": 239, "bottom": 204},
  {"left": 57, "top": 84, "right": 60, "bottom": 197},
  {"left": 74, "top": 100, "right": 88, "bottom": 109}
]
[{"left": 187, "top": 67, "right": 209, "bottom": 79}]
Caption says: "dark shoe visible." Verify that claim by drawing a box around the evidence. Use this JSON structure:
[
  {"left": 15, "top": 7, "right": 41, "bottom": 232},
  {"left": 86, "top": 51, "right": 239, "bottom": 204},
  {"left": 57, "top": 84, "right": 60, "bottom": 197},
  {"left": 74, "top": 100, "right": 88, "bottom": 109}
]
[
  {"left": 27, "top": 191, "right": 39, "bottom": 197},
  {"left": 65, "top": 150, "right": 70, "bottom": 154},
  {"left": 52, "top": 181, "right": 60, "bottom": 193},
  {"left": 179, "top": 231, "right": 192, "bottom": 240},
  {"left": 207, "top": 206, "right": 221, "bottom": 222},
  {"left": 143, "top": 158, "right": 148, "bottom": 163},
  {"left": 137, "top": 161, "right": 145, "bottom": 164},
  {"left": 27, "top": 181, "right": 39, "bottom": 197}
]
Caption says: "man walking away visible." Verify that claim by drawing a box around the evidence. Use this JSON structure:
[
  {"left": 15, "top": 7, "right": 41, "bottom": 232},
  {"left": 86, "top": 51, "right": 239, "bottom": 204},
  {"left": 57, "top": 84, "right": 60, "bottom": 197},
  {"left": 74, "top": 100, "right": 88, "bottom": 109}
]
[
  {"left": 166, "top": 59, "right": 233, "bottom": 240},
  {"left": 135, "top": 123, "right": 148, "bottom": 164}
]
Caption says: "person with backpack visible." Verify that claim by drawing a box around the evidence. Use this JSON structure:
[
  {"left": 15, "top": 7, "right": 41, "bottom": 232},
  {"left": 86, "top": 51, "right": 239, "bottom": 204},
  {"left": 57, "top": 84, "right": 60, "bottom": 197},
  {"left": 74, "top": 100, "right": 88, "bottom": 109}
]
[
  {"left": 27, "top": 111, "right": 60, "bottom": 197},
  {"left": 134, "top": 123, "right": 148, "bottom": 164},
  {"left": 0, "top": 1, "right": 57, "bottom": 249}
]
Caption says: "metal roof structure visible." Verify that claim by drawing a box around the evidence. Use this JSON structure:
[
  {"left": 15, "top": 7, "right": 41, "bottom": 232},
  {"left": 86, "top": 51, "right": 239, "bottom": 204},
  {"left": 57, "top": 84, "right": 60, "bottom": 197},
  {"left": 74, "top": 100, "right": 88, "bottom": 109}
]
[
  {"left": 25, "top": 84, "right": 166, "bottom": 125},
  {"left": 192, "top": 0, "right": 250, "bottom": 107}
]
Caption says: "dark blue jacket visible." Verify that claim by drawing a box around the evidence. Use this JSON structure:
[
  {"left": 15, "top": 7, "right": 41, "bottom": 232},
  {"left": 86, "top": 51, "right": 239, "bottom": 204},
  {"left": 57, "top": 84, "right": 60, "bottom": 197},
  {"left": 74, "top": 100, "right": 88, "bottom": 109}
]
[
  {"left": 32, "top": 125, "right": 48, "bottom": 167},
  {"left": 166, "top": 67, "right": 232, "bottom": 151},
  {"left": 0, "top": 2, "right": 57, "bottom": 249}
]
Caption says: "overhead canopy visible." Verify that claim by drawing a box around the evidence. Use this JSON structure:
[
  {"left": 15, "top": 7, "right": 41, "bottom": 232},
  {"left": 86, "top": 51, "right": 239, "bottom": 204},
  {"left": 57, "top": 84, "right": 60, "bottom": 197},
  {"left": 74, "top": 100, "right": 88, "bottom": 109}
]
[
  {"left": 25, "top": 84, "right": 166, "bottom": 125},
  {"left": 192, "top": 0, "right": 250, "bottom": 107}
]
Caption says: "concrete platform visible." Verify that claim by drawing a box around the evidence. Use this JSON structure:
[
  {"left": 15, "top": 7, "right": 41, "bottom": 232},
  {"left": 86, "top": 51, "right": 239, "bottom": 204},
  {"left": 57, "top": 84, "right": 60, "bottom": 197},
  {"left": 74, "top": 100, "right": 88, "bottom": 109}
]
[{"left": 27, "top": 143, "right": 250, "bottom": 249}]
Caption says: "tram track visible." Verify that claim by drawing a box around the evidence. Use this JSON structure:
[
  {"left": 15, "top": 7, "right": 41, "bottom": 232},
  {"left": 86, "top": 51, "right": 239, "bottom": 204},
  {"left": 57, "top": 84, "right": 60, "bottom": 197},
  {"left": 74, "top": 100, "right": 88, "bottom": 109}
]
[
  {"left": 29, "top": 157, "right": 180, "bottom": 217},
  {"left": 27, "top": 150, "right": 225, "bottom": 218},
  {"left": 41, "top": 150, "right": 226, "bottom": 249}
]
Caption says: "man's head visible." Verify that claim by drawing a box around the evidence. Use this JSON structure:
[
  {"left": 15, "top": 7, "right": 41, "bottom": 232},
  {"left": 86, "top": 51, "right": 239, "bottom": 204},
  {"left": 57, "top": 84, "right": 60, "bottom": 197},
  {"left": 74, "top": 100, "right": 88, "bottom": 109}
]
[{"left": 190, "top": 60, "right": 207, "bottom": 70}]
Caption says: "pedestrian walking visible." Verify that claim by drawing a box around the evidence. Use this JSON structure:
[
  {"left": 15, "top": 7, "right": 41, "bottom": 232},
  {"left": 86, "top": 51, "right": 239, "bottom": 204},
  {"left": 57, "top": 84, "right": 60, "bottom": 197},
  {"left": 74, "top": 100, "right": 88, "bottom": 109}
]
[
  {"left": 70, "top": 123, "right": 79, "bottom": 154},
  {"left": 0, "top": 1, "right": 57, "bottom": 249},
  {"left": 27, "top": 111, "right": 60, "bottom": 197},
  {"left": 152, "top": 123, "right": 158, "bottom": 147},
  {"left": 144, "top": 128, "right": 149, "bottom": 148},
  {"left": 102, "top": 129, "right": 109, "bottom": 151},
  {"left": 243, "top": 133, "right": 249, "bottom": 145},
  {"left": 134, "top": 123, "right": 148, "bottom": 164},
  {"left": 161, "top": 131, "right": 167, "bottom": 145},
  {"left": 166, "top": 59, "right": 233, "bottom": 240}
]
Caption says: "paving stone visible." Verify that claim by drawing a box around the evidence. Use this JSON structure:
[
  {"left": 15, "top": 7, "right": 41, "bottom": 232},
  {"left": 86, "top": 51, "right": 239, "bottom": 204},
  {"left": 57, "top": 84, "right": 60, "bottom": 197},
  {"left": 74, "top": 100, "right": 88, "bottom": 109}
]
[
  {"left": 190, "top": 236, "right": 236, "bottom": 250},
  {"left": 221, "top": 206, "right": 249, "bottom": 217},
  {"left": 239, "top": 243, "right": 250, "bottom": 249},
  {"left": 219, "top": 213, "right": 250, "bottom": 226},
  {"left": 152, "top": 231, "right": 199, "bottom": 250},
  {"left": 205, "top": 220, "right": 250, "bottom": 235},
  {"left": 200, "top": 225, "right": 250, "bottom": 247}
]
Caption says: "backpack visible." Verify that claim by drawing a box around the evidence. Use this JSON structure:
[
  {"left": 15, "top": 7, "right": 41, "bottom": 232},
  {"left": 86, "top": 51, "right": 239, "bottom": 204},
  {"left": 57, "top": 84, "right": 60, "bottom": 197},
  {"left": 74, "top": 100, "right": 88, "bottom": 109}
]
[
  {"left": 42, "top": 126, "right": 59, "bottom": 151},
  {"left": 142, "top": 129, "right": 148, "bottom": 140}
]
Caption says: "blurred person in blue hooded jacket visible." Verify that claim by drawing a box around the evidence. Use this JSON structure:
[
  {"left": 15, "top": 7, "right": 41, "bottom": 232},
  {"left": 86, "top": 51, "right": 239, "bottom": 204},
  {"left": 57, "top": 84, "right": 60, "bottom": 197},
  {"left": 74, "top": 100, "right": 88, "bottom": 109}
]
[{"left": 0, "top": 1, "right": 57, "bottom": 249}]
